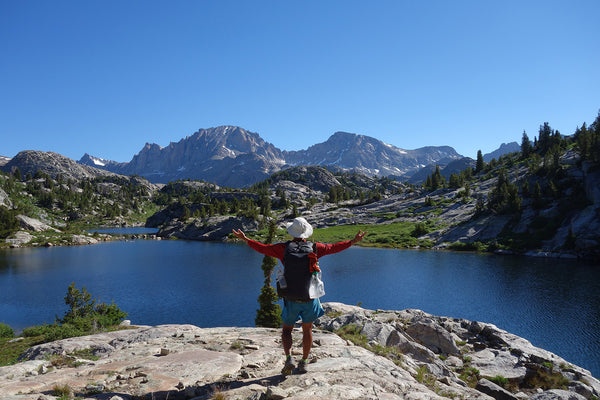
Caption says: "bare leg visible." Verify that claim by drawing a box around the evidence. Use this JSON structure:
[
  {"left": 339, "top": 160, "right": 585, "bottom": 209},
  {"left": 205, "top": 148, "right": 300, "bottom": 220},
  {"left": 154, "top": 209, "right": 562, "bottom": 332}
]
[
  {"left": 301, "top": 322, "right": 313, "bottom": 360},
  {"left": 282, "top": 324, "right": 294, "bottom": 356}
]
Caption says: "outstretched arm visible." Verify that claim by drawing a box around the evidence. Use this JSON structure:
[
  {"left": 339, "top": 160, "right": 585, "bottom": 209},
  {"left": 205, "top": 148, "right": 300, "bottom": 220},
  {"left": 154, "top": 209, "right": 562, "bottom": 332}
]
[
  {"left": 351, "top": 230, "right": 367, "bottom": 245},
  {"left": 232, "top": 229, "right": 286, "bottom": 260},
  {"left": 315, "top": 230, "right": 367, "bottom": 257},
  {"left": 232, "top": 229, "right": 249, "bottom": 243}
]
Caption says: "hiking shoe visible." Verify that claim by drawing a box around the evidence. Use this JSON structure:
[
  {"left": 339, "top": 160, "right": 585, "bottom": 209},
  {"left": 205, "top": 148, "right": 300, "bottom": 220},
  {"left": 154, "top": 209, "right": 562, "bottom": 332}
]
[
  {"left": 296, "top": 359, "right": 308, "bottom": 374},
  {"left": 281, "top": 356, "right": 295, "bottom": 375}
]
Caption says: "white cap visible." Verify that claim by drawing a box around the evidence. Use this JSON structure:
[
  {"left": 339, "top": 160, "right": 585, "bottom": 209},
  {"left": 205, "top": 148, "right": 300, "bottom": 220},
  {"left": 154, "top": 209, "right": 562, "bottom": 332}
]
[{"left": 286, "top": 217, "right": 313, "bottom": 239}]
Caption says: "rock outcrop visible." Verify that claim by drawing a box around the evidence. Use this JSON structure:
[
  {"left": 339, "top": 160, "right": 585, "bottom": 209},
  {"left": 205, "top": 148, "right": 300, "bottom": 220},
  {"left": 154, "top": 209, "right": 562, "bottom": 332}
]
[
  {"left": 157, "top": 216, "right": 260, "bottom": 241},
  {"left": 1, "top": 303, "right": 597, "bottom": 400},
  {"left": 16, "top": 215, "right": 60, "bottom": 232},
  {"left": 0, "top": 187, "right": 11, "bottom": 208},
  {"left": 1, "top": 151, "right": 115, "bottom": 181}
]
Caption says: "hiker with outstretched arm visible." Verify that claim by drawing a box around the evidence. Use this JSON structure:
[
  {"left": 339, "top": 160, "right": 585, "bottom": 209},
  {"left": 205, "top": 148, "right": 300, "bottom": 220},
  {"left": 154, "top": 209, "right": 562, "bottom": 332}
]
[{"left": 232, "top": 217, "right": 366, "bottom": 375}]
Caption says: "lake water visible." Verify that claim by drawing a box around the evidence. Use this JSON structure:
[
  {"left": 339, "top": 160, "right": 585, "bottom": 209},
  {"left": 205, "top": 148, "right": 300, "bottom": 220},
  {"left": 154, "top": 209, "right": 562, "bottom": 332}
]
[
  {"left": 88, "top": 227, "right": 160, "bottom": 234},
  {"left": 0, "top": 239, "right": 598, "bottom": 378}
]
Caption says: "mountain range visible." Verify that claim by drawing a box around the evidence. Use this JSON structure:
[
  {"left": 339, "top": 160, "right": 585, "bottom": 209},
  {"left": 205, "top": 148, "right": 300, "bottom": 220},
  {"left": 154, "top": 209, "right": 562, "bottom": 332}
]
[{"left": 77, "top": 126, "right": 517, "bottom": 187}]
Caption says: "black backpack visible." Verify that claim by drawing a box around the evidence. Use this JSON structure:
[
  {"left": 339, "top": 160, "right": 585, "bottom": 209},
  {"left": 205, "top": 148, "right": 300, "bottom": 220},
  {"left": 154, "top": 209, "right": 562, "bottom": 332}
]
[{"left": 277, "top": 240, "right": 316, "bottom": 302}]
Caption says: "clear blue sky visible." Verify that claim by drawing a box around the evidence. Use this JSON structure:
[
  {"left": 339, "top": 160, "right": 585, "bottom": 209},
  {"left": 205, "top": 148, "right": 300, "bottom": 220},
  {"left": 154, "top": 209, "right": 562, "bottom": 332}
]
[{"left": 1, "top": 1, "right": 599, "bottom": 162}]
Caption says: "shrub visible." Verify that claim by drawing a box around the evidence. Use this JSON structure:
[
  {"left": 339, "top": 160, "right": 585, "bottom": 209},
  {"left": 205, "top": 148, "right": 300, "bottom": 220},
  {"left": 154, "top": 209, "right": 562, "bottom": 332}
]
[
  {"left": 448, "top": 241, "right": 487, "bottom": 252},
  {"left": 416, "top": 365, "right": 437, "bottom": 387},
  {"left": 459, "top": 366, "right": 480, "bottom": 387},
  {"left": 22, "top": 323, "right": 85, "bottom": 342},
  {"left": 0, "top": 207, "right": 19, "bottom": 239},
  {"left": 52, "top": 383, "right": 72, "bottom": 399},
  {"left": 59, "top": 283, "right": 127, "bottom": 331},
  {"left": 489, "top": 375, "right": 509, "bottom": 388},
  {"left": 22, "top": 324, "right": 54, "bottom": 338},
  {"left": 0, "top": 323, "right": 14, "bottom": 338},
  {"left": 21, "top": 283, "right": 127, "bottom": 343},
  {"left": 411, "top": 222, "right": 428, "bottom": 237}
]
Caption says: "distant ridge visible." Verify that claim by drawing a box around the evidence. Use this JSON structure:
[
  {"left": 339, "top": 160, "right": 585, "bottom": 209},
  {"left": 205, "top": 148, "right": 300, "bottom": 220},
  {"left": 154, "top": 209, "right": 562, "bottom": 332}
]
[
  {"left": 483, "top": 142, "right": 520, "bottom": 162},
  {"left": 78, "top": 126, "right": 464, "bottom": 186}
]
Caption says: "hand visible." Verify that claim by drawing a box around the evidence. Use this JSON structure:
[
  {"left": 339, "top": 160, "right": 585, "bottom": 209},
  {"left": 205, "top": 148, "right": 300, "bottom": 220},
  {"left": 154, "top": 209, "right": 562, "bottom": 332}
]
[
  {"left": 232, "top": 229, "right": 249, "bottom": 243},
  {"left": 351, "top": 230, "right": 367, "bottom": 244}
]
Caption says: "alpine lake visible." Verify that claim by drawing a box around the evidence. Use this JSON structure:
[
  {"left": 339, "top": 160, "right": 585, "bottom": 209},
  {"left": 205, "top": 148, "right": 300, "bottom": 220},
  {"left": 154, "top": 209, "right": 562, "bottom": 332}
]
[{"left": 1, "top": 230, "right": 598, "bottom": 378}]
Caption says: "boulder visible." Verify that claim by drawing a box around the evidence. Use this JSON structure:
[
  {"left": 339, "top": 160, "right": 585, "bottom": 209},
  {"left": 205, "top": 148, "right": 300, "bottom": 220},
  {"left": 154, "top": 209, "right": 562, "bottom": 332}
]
[
  {"left": 405, "top": 320, "right": 461, "bottom": 355},
  {"left": 529, "top": 389, "right": 587, "bottom": 400},
  {"left": 476, "top": 378, "right": 520, "bottom": 400},
  {"left": 5, "top": 231, "right": 33, "bottom": 246},
  {"left": 70, "top": 234, "right": 99, "bottom": 245},
  {"left": 16, "top": 214, "right": 60, "bottom": 232},
  {"left": 361, "top": 320, "right": 398, "bottom": 346},
  {"left": 469, "top": 348, "right": 527, "bottom": 381}
]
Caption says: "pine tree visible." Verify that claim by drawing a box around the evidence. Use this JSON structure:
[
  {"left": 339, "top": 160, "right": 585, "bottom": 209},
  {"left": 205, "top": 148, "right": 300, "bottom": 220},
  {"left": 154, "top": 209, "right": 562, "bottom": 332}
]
[
  {"left": 425, "top": 175, "right": 432, "bottom": 190},
  {"left": 12, "top": 167, "right": 22, "bottom": 181},
  {"left": 181, "top": 206, "right": 191, "bottom": 221},
  {"left": 487, "top": 169, "right": 521, "bottom": 214},
  {"left": 521, "top": 130, "right": 533, "bottom": 158},
  {"left": 255, "top": 221, "right": 282, "bottom": 328},
  {"left": 0, "top": 207, "right": 19, "bottom": 239},
  {"left": 449, "top": 173, "right": 462, "bottom": 189},
  {"left": 537, "top": 122, "right": 554, "bottom": 156},
  {"left": 432, "top": 165, "right": 444, "bottom": 189},
  {"left": 533, "top": 182, "right": 544, "bottom": 209},
  {"left": 475, "top": 150, "right": 484, "bottom": 173}
]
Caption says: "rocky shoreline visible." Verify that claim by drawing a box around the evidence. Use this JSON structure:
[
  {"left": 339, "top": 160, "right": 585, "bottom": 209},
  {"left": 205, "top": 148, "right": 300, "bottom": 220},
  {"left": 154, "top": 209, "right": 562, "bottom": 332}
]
[{"left": 1, "top": 303, "right": 597, "bottom": 400}]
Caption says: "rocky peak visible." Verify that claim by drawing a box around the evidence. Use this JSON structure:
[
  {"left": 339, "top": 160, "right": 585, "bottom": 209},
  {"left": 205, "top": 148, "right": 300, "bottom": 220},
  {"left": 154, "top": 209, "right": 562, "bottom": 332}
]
[
  {"left": 113, "top": 126, "right": 286, "bottom": 186},
  {"left": 484, "top": 142, "right": 520, "bottom": 162},
  {"left": 1, "top": 150, "right": 115, "bottom": 181},
  {"left": 78, "top": 153, "right": 126, "bottom": 170},
  {"left": 78, "top": 126, "right": 465, "bottom": 186},
  {"left": 285, "top": 132, "right": 462, "bottom": 179}
]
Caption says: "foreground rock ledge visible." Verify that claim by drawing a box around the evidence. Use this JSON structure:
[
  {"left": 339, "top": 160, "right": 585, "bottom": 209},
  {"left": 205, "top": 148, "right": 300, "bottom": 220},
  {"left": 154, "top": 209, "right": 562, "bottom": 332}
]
[{"left": 0, "top": 303, "right": 598, "bottom": 400}]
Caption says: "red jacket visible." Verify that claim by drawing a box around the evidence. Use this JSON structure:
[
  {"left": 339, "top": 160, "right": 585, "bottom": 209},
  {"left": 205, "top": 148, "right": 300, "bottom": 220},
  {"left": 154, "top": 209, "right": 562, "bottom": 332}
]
[{"left": 247, "top": 238, "right": 353, "bottom": 264}]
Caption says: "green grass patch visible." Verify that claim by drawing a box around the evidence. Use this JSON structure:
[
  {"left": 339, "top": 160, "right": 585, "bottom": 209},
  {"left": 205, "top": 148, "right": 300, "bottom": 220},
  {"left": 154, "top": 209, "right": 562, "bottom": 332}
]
[
  {"left": 0, "top": 336, "right": 45, "bottom": 366},
  {"left": 522, "top": 368, "right": 570, "bottom": 391},
  {"left": 335, "top": 324, "right": 368, "bottom": 347},
  {"left": 369, "top": 212, "right": 398, "bottom": 220},
  {"left": 243, "top": 221, "right": 436, "bottom": 249},
  {"left": 488, "top": 375, "right": 509, "bottom": 388},
  {"left": 458, "top": 366, "right": 480, "bottom": 388},
  {"left": 311, "top": 222, "right": 435, "bottom": 249},
  {"left": 415, "top": 365, "right": 437, "bottom": 387}
]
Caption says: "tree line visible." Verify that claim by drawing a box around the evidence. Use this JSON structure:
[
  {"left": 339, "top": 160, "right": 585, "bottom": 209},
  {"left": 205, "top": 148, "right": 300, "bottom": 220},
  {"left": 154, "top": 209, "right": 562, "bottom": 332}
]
[{"left": 421, "top": 110, "right": 600, "bottom": 216}]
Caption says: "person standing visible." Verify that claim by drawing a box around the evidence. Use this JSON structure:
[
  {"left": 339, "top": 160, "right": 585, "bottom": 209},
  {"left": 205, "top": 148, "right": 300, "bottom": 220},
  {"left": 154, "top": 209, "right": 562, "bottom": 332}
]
[{"left": 232, "top": 217, "right": 366, "bottom": 374}]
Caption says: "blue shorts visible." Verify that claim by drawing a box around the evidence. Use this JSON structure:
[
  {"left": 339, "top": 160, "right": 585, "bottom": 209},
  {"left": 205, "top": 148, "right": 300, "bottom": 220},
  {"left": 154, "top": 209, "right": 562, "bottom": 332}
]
[{"left": 281, "top": 298, "right": 325, "bottom": 326}]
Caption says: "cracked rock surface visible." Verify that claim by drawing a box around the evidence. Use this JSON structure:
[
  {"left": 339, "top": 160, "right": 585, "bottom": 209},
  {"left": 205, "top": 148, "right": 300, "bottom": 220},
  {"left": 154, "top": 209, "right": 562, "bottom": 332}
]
[{"left": 1, "top": 303, "right": 598, "bottom": 400}]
